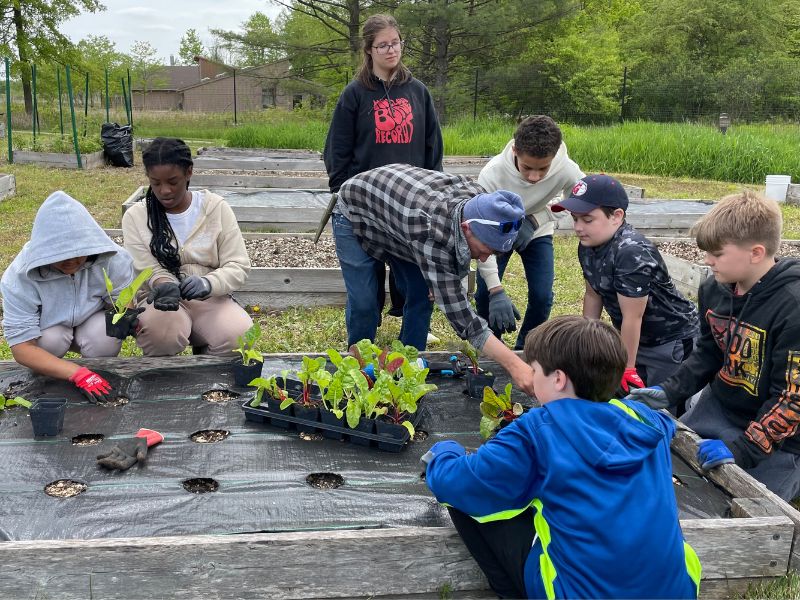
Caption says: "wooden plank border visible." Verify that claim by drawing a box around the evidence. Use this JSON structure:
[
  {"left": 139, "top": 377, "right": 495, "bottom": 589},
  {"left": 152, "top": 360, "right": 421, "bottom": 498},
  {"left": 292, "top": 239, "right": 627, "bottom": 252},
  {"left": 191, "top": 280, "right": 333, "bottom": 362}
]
[{"left": 13, "top": 150, "right": 105, "bottom": 169}]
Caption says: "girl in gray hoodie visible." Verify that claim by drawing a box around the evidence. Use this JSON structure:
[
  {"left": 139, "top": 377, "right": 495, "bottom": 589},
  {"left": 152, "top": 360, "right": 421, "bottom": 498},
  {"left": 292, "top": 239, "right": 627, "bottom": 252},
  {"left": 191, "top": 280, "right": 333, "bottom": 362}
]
[{"left": 1, "top": 191, "right": 136, "bottom": 401}]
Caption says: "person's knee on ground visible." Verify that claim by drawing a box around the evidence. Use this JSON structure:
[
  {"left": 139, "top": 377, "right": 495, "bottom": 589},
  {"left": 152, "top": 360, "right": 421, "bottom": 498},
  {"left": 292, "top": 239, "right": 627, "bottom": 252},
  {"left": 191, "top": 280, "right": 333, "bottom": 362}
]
[
  {"left": 37, "top": 324, "right": 75, "bottom": 358},
  {"left": 73, "top": 310, "right": 123, "bottom": 358},
  {"left": 135, "top": 302, "right": 192, "bottom": 356},
  {"left": 188, "top": 297, "right": 254, "bottom": 357}
]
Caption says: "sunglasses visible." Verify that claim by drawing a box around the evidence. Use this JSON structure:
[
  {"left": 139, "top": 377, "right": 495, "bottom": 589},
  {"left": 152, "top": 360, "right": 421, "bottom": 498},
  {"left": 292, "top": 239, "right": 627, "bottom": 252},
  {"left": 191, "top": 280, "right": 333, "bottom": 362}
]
[{"left": 464, "top": 218, "right": 524, "bottom": 234}]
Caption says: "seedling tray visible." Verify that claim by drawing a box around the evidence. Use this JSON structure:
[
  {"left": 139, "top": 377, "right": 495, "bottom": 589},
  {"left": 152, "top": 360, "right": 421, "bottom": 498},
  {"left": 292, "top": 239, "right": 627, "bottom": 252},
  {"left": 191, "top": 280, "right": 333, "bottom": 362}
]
[{"left": 241, "top": 399, "right": 426, "bottom": 452}]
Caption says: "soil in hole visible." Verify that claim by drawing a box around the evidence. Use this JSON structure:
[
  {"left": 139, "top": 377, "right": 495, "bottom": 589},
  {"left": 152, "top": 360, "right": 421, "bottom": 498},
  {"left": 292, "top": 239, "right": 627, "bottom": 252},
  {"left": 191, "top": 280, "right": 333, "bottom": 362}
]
[
  {"left": 182, "top": 478, "right": 219, "bottom": 494},
  {"left": 672, "top": 475, "right": 684, "bottom": 486},
  {"left": 72, "top": 433, "right": 105, "bottom": 446},
  {"left": 306, "top": 472, "right": 344, "bottom": 490},
  {"left": 413, "top": 430, "right": 429, "bottom": 442},
  {"left": 190, "top": 429, "right": 230, "bottom": 443},
  {"left": 45, "top": 479, "right": 87, "bottom": 498},
  {"left": 99, "top": 396, "right": 129, "bottom": 407},
  {"left": 202, "top": 389, "right": 240, "bottom": 403},
  {"left": 299, "top": 431, "right": 324, "bottom": 442}
]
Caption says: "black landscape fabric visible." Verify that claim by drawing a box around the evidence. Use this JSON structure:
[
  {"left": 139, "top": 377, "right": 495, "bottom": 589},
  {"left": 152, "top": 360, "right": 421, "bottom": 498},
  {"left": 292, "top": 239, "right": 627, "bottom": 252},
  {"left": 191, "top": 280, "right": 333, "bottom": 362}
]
[{"left": 0, "top": 355, "right": 729, "bottom": 541}]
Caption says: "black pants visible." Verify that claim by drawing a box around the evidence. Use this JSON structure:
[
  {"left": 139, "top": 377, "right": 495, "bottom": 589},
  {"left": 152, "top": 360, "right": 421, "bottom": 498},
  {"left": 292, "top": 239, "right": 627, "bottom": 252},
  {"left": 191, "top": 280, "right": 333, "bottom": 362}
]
[
  {"left": 448, "top": 506, "right": 534, "bottom": 599},
  {"left": 376, "top": 262, "right": 405, "bottom": 317}
]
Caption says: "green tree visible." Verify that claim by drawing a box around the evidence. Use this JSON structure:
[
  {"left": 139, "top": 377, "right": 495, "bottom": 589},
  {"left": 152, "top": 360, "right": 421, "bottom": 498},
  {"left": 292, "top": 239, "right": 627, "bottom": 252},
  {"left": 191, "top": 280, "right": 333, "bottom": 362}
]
[
  {"left": 178, "top": 29, "right": 205, "bottom": 65},
  {"left": 0, "top": 0, "right": 104, "bottom": 114},
  {"left": 128, "top": 40, "right": 163, "bottom": 111},
  {"left": 211, "top": 12, "right": 278, "bottom": 67}
]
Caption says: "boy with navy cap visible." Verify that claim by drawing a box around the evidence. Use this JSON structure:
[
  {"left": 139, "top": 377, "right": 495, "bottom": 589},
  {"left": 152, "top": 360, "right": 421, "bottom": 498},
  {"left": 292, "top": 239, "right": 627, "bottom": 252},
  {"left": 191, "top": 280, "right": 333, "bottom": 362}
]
[
  {"left": 551, "top": 174, "right": 699, "bottom": 394},
  {"left": 334, "top": 163, "right": 536, "bottom": 396}
]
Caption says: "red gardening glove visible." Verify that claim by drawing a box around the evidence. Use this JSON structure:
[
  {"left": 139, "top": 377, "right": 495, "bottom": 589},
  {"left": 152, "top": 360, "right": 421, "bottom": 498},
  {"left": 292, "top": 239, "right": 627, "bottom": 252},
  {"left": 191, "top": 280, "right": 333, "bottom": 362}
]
[
  {"left": 620, "top": 367, "right": 645, "bottom": 393},
  {"left": 69, "top": 367, "right": 113, "bottom": 403}
]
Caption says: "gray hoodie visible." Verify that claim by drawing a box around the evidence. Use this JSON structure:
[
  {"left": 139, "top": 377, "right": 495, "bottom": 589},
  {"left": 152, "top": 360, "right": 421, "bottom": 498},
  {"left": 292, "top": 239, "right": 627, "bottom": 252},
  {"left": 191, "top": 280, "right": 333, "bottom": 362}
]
[{"left": 1, "top": 191, "right": 134, "bottom": 346}]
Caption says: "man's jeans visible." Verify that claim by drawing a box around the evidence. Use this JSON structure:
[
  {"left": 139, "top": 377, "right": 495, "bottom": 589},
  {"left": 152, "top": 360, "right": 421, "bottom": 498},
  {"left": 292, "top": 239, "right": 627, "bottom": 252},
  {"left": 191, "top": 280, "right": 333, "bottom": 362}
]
[
  {"left": 475, "top": 235, "right": 554, "bottom": 350},
  {"left": 332, "top": 213, "right": 433, "bottom": 350}
]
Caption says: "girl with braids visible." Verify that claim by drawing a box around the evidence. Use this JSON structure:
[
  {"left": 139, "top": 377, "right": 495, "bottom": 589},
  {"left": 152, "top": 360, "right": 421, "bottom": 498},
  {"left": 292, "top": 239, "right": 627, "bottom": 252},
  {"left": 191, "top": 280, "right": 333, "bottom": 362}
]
[
  {"left": 324, "top": 13, "right": 443, "bottom": 349},
  {"left": 122, "top": 137, "right": 252, "bottom": 356}
]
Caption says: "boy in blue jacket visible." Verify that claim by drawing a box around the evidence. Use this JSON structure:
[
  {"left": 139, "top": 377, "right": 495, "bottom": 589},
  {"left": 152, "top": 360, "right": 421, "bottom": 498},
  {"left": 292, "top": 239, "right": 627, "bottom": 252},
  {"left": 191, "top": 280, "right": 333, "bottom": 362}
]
[{"left": 424, "top": 316, "right": 700, "bottom": 599}]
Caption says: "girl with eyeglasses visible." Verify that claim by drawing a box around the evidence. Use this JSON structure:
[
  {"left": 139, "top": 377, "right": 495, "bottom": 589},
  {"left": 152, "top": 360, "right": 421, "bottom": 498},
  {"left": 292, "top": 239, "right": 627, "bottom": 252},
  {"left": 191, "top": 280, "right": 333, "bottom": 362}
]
[{"left": 324, "top": 14, "right": 444, "bottom": 349}]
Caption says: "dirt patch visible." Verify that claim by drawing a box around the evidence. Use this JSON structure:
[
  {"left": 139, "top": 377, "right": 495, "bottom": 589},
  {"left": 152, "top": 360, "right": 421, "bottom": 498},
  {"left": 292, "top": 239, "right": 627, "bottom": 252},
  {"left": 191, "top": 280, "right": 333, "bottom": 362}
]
[
  {"left": 45, "top": 479, "right": 87, "bottom": 498},
  {"left": 202, "top": 389, "right": 240, "bottom": 404},
  {"left": 98, "top": 395, "right": 129, "bottom": 407},
  {"left": 72, "top": 434, "right": 105, "bottom": 446},
  {"left": 659, "top": 240, "right": 800, "bottom": 265},
  {"left": 182, "top": 477, "right": 219, "bottom": 494},
  {"left": 306, "top": 472, "right": 344, "bottom": 489},
  {"left": 299, "top": 431, "right": 324, "bottom": 442},
  {"left": 190, "top": 429, "right": 230, "bottom": 443}
]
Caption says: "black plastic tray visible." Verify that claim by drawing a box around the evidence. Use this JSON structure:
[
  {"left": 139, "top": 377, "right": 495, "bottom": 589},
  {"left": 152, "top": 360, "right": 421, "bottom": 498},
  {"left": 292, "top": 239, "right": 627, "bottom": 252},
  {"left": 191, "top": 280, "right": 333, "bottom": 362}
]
[{"left": 241, "top": 398, "right": 426, "bottom": 452}]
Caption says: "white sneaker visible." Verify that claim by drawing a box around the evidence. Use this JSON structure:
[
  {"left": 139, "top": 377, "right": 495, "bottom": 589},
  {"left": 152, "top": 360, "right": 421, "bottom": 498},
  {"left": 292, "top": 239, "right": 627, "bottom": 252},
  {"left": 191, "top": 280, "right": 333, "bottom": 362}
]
[{"left": 426, "top": 332, "right": 440, "bottom": 344}]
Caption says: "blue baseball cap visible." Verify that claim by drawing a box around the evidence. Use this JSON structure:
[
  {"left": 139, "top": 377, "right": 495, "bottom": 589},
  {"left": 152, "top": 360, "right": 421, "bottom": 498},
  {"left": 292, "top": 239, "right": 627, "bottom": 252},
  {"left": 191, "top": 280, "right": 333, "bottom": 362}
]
[
  {"left": 551, "top": 174, "right": 629, "bottom": 214},
  {"left": 463, "top": 190, "right": 525, "bottom": 252}
]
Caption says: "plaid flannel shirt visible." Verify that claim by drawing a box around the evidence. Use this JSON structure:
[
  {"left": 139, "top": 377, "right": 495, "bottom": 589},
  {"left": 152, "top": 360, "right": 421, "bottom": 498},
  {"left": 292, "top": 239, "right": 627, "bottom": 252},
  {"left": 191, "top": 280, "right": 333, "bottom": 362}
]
[{"left": 337, "top": 164, "right": 492, "bottom": 349}]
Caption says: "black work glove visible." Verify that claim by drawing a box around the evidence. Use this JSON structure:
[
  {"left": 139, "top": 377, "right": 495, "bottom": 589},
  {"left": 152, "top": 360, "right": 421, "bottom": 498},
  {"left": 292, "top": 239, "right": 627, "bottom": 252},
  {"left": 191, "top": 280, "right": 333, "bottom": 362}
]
[
  {"left": 488, "top": 289, "right": 521, "bottom": 334},
  {"left": 108, "top": 307, "right": 145, "bottom": 339},
  {"left": 146, "top": 282, "right": 181, "bottom": 311},
  {"left": 180, "top": 275, "right": 211, "bottom": 300},
  {"left": 96, "top": 437, "right": 148, "bottom": 470}
]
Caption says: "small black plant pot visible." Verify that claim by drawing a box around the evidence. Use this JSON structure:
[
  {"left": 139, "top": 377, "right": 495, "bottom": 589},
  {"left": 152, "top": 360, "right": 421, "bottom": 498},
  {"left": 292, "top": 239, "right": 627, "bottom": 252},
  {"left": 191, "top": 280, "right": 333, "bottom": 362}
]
[
  {"left": 375, "top": 417, "right": 411, "bottom": 452},
  {"left": 465, "top": 370, "right": 496, "bottom": 399},
  {"left": 320, "top": 409, "right": 346, "bottom": 440},
  {"left": 293, "top": 404, "right": 320, "bottom": 434},
  {"left": 267, "top": 397, "right": 294, "bottom": 429},
  {"left": 30, "top": 397, "right": 67, "bottom": 437},
  {"left": 232, "top": 360, "right": 263, "bottom": 387},
  {"left": 349, "top": 417, "right": 375, "bottom": 447},
  {"left": 104, "top": 310, "right": 130, "bottom": 339}
]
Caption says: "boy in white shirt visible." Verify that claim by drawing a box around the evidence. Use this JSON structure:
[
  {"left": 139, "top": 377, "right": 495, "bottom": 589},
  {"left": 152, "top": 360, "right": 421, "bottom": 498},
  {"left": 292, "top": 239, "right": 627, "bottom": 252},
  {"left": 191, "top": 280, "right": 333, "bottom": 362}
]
[{"left": 475, "top": 115, "right": 584, "bottom": 349}]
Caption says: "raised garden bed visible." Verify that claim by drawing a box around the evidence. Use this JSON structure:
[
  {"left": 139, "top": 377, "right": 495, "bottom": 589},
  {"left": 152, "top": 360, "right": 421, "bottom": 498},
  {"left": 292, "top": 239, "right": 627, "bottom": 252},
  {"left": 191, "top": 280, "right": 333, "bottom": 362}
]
[
  {"left": 13, "top": 150, "right": 106, "bottom": 170},
  {"left": 0, "top": 352, "right": 797, "bottom": 598},
  {"left": 658, "top": 238, "right": 800, "bottom": 297},
  {"left": 105, "top": 231, "right": 475, "bottom": 310}
]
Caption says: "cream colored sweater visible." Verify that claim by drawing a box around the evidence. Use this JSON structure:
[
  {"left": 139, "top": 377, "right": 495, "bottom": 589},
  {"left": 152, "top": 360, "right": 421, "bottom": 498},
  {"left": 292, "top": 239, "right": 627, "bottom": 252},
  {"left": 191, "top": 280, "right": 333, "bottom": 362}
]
[
  {"left": 477, "top": 140, "right": 584, "bottom": 289},
  {"left": 122, "top": 190, "right": 250, "bottom": 296}
]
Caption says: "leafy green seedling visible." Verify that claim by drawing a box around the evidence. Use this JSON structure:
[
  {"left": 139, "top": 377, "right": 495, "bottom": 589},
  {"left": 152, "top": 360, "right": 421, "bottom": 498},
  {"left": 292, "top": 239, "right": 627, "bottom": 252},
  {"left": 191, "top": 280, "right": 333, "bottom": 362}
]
[
  {"left": 233, "top": 322, "right": 264, "bottom": 366},
  {"left": 103, "top": 267, "right": 152, "bottom": 324},
  {"left": 0, "top": 394, "right": 32, "bottom": 412},
  {"left": 479, "top": 383, "right": 523, "bottom": 440},
  {"left": 462, "top": 342, "right": 484, "bottom": 375}
]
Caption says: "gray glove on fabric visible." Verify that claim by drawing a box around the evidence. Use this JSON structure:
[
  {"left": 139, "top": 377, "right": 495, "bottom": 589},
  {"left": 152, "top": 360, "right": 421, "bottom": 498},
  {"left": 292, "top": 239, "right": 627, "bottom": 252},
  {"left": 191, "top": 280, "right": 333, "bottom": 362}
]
[
  {"left": 147, "top": 282, "right": 182, "bottom": 311},
  {"left": 626, "top": 386, "right": 670, "bottom": 410},
  {"left": 180, "top": 276, "right": 211, "bottom": 300},
  {"left": 488, "top": 289, "right": 521, "bottom": 334}
]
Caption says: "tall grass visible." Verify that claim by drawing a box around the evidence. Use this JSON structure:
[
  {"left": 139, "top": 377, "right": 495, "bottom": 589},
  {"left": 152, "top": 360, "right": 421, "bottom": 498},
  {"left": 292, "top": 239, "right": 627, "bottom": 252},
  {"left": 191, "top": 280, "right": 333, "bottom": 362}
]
[{"left": 564, "top": 122, "right": 800, "bottom": 183}]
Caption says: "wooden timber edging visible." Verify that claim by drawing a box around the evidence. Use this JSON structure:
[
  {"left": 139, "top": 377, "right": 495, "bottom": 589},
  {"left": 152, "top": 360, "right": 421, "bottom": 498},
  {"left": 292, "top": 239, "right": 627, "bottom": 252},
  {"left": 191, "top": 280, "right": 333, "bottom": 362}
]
[
  {"left": 0, "top": 353, "right": 795, "bottom": 598},
  {"left": 12, "top": 150, "right": 105, "bottom": 169},
  {"left": 0, "top": 173, "right": 15, "bottom": 202}
]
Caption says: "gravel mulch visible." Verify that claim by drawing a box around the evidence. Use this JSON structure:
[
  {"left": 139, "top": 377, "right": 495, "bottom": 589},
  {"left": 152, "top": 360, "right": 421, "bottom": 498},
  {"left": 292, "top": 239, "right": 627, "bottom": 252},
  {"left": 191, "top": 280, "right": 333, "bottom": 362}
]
[
  {"left": 245, "top": 237, "right": 338, "bottom": 268},
  {"left": 658, "top": 240, "right": 800, "bottom": 264},
  {"left": 110, "top": 235, "right": 339, "bottom": 268}
]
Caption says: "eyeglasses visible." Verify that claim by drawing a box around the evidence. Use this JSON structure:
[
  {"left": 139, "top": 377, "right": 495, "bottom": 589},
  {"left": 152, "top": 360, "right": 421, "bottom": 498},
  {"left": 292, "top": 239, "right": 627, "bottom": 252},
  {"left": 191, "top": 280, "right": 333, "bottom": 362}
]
[
  {"left": 372, "top": 40, "right": 404, "bottom": 54},
  {"left": 464, "top": 218, "right": 524, "bottom": 234}
]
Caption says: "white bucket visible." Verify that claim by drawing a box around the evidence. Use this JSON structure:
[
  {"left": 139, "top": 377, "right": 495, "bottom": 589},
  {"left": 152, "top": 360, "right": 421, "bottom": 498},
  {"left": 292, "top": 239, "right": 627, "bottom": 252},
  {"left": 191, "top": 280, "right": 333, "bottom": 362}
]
[{"left": 765, "top": 175, "right": 792, "bottom": 202}]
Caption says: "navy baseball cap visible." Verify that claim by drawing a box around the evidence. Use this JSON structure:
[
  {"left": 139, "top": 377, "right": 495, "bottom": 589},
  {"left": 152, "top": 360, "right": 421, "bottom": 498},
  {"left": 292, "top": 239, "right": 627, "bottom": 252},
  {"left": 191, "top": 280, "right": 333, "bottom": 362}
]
[{"left": 551, "top": 174, "right": 629, "bottom": 214}]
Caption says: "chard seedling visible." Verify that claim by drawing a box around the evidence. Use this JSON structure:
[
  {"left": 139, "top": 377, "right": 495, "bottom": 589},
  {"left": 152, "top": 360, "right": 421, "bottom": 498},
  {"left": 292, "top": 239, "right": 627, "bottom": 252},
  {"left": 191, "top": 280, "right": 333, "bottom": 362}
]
[
  {"left": 103, "top": 267, "right": 152, "bottom": 324},
  {"left": 249, "top": 372, "right": 289, "bottom": 408},
  {"left": 0, "top": 393, "right": 31, "bottom": 412},
  {"left": 233, "top": 322, "right": 264, "bottom": 367},
  {"left": 296, "top": 355, "right": 327, "bottom": 406},
  {"left": 479, "top": 383, "right": 523, "bottom": 440},
  {"left": 462, "top": 342, "right": 482, "bottom": 374}
]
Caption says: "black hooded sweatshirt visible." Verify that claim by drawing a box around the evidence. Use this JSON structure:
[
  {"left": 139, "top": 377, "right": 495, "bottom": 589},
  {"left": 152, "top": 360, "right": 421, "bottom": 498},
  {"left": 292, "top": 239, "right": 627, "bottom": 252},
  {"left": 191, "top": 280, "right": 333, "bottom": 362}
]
[
  {"left": 323, "top": 73, "right": 443, "bottom": 192},
  {"left": 661, "top": 258, "right": 800, "bottom": 468}
]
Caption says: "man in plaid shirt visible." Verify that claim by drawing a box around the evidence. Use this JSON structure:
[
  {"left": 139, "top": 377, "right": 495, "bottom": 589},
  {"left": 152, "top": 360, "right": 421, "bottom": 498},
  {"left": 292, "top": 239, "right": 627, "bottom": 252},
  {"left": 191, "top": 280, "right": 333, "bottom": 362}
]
[{"left": 333, "top": 163, "right": 536, "bottom": 395}]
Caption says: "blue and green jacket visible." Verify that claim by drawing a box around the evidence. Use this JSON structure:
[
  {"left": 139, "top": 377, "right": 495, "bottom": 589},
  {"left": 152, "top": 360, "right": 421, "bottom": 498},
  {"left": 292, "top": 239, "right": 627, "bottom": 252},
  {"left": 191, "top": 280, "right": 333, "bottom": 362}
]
[{"left": 425, "top": 398, "right": 700, "bottom": 599}]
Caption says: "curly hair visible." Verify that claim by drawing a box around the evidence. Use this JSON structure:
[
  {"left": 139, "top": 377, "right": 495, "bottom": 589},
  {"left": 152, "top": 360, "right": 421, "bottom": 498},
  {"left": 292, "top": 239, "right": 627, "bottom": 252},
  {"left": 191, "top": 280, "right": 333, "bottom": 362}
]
[{"left": 513, "top": 115, "right": 563, "bottom": 158}]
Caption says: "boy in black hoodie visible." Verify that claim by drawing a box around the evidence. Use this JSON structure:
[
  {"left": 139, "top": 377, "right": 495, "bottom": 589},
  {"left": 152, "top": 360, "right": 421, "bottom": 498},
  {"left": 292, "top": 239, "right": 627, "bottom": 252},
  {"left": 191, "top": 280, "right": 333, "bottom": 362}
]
[{"left": 630, "top": 191, "right": 800, "bottom": 500}]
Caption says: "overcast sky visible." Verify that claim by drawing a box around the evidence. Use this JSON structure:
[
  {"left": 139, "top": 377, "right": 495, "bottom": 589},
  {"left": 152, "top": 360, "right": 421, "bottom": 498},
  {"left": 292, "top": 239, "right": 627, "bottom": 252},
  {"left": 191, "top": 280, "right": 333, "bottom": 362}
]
[{"left": 60, "top": 0, "right": 282, "bottom": 63}]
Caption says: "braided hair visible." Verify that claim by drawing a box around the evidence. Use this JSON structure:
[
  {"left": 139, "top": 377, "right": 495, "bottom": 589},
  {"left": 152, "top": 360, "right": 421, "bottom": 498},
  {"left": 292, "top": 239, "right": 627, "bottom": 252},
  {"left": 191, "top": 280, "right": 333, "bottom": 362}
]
[{"left": 142, "top": 137, "right": 193, "bottom": 279}]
